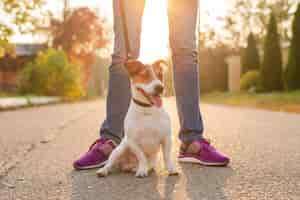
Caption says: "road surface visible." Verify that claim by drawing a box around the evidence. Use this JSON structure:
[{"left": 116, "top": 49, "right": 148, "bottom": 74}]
[{"left": 0, "top": 98, "right": 299, "bottom": 200}]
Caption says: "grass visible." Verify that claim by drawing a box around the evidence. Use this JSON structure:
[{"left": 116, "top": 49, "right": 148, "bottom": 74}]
[
  {"left": 202, "top": 90, "right": 300, "bottom": 113},
  {"left": 0, "top": 91, "right": 34, "bottom": 98}
]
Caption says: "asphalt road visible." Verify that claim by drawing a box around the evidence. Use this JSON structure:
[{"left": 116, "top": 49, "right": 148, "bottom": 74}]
[{"left": 0, "top": 98, "right": 299, "bottom": 200}]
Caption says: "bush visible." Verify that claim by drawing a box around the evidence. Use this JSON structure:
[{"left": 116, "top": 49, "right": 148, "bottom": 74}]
[
  {"left": 240, "top": 70, "right": 260, "bottom": 91},
  {"left": 17, "top": 48, "right": 84, "bottom": 100}
]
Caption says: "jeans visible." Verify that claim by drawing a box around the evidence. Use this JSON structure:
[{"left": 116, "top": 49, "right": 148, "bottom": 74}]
[{"left": 100, "top": 0, "right": 204, "bottom": 144}]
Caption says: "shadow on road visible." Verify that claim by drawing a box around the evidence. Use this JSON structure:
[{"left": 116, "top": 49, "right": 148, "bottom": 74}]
[
  {"left": 180, "top": 163, "right": 234, "bottom": 200},
  {"left": 70, "top": 169, "right": 166, "bottom": 200},
  {"left": 70, "top": 164, "right": 233, "bottom": 200}
]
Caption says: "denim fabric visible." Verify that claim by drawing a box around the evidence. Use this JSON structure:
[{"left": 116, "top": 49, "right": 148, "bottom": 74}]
[{"left": 100, "top": 0, "right": 203, "bottom": 144}]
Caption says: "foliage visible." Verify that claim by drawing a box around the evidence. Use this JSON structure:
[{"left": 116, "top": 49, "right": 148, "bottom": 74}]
[
  {"left": 50, "top": 7, "right": 108, "bottom": 62},
  {"left": 0, "top": 0, "right": 45, "bottom": 40},
  {"left": 222, "top": 0, "right": 297, "bottom": 46},
  {"left": 17, "top": 48, "right": 84, "bottom": 99},
  {"left": 240, "top": 70, "right": 260, "bottom": 91},
  {"left": 50, "top": 7, "right": 108, "bottom": 89},
  {"left": 285, "top": 3, "right": 300, "bottom": 90},
  {"left": 261, "top": 13, "right": 284, "bottom": 91},
  {"left": 0, "top": 39, "right": 15, "bottom": 58},
  {"left": 241, "top": 33, "right": 260, "bottom": 74}
]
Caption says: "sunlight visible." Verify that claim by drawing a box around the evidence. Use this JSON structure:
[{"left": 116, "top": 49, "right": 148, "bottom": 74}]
[
  {"left": 139, "top": 0, "right": 169, "bottom": 63},
  {"left": 10, "top": 0, "right": 230, "bottom": 61},
  {"left": 139, "top": 0, "right": 229, "bottom": 63}
]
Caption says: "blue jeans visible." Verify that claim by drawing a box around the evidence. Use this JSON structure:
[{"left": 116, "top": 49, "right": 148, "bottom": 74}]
[{"left": 100, "top": 0, "right": 203, "bottom": 144}]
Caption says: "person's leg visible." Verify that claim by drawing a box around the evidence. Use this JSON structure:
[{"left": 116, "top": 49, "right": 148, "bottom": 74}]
[
  {"left": 74, "top": 0, "right": 145, "bottom": 169},
  {"left": 100, "top": 0, "right": 145, "bottom": 144},
  {"left": 168, "top": 0, "right": 229, "bottom": 166},
  {"left": 168, "top": 0, "right": 203, "bottom": 143}
]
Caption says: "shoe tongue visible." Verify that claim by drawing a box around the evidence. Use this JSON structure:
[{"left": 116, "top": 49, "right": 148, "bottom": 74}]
[
  {"left": 94, "top": 140, "right": 114, "bottom": 156},
  {"left": 198, "top": 139, "right": 216, "bottom": 152}
]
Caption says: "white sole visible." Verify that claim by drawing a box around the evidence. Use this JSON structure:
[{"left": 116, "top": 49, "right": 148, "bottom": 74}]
[
  {"left": 178, "top": 157, "right": 228, "bottom": 166},
  {"left": 74, "top": 160, "right": 107, "bottom": 170}
]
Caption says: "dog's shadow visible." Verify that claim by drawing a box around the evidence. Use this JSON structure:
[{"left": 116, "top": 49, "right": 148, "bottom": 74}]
[
  {"left": 178, "top": 163, "right": 234, "bottom": 200},
  {"left": 70, "top": 163, "right": 233, "bottom": 200},
  {"left": 70, "top": 169, "right": 172, "bottom": 200}
]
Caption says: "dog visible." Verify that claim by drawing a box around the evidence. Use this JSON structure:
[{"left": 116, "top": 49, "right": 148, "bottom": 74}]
[{"left": 96, "top": 59, "right": 178, "bottom": 178}]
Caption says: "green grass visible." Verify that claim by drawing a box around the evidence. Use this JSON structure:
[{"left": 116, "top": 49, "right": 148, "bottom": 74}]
[
  {"left": 0, "top": 91, "right": 41, "bottom": 99},
  {"left": 202, "top": 91, "right": 300, "bottom": 113}
]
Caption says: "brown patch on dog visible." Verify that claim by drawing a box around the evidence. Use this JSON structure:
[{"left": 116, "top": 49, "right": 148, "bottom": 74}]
[
  {"left": 132, "top": 65, "right": 155, "bottom": 84},
  {"left": 125, "top": 60, "right": 156, "bottom": 85},
  {"left": 117, "top": 148, "right": 138, "bottom": 172},
  {"left": 125, "top": 60, "right": 144, "bottom": 77},
  {"left": 153, "top": 60, "right": 168, "bottom": 82}
]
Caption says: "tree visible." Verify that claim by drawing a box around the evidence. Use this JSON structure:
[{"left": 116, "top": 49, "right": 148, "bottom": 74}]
[
  {"left": 222, "top": 0, "right": 297, "bottom": 46},
  {"left": 285, "top": 3, "right": 300, "bottom": 90},
  {"left": 50, "top": 7, "right": 108, "bottom": 89},
  {"left": 0, "top": 0, "right": 45, "bottom": 57},
  {"left": 0, "top": 40, "right": 15, "bottom": 58},
  {"left": 0, "top": 0, "right": 45, "bottom": 39},
  {"left": 261, "top": 13, "right": 283, "bottom": 91},
  {"left": 241, "top": 33, "right": 260, "bottom": 74}
]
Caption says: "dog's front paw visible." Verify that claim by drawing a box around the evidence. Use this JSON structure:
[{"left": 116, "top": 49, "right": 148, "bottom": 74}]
[
  {"left": 167, "top": 165, "right": 179, "bottom": 176},
  {"left": 96, "top": 167, "right": 109, "bottom": 177},
  {"left": 136, "top": 169, "right": 148, "bottom": 178},
  {"left": 135, "top": 165, "right": 149, "bottom": 178}
]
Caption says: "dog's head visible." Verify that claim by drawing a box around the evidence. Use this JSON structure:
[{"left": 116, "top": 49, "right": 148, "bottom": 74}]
[{"left": 125, "top": 59, "right": 167, "bottom": 107}]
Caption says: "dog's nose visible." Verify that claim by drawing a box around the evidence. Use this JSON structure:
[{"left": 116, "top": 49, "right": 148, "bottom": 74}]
[{"left": 154, "top": 85, "right": 164, "bottom": 95}]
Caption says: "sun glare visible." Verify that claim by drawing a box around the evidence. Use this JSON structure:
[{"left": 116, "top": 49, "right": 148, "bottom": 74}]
[
  {"left": 139, "top": 0, "right": 229, "bottom": 63},
  {"left": 10, "top": 0, "right": 229, "bottom": 62},
  {"left": 139, "top": 0, "right": 169, "bottom": 63}
]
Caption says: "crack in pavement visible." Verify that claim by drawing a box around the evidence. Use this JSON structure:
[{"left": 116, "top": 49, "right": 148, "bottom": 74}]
[{"left": 0, "top": 107, "right": 97, "bottom": 180}]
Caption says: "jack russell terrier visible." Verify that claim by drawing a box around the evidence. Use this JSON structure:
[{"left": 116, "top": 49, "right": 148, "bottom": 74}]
[{"left": 96, "top": 60, "right": 178, "bottom": 178}]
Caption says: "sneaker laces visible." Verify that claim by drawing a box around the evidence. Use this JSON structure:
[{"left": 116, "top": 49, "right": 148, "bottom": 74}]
[
  {"left": 88, "top": 138, "right": 116, "bottom": 152},
  {"left": 199, "top": 138, "right": 217, "bottom": 152},
  {"left": 88, "top": 138, "right": 105, "bottom": 151}
]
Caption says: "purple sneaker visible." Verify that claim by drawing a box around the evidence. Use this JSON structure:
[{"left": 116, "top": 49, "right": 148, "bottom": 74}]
[
  {"left": 178, "top": 139, "right": 230, "bottom": 166},
  {"left": 73, "top": 138, "right": 116, "bottom": 170}
]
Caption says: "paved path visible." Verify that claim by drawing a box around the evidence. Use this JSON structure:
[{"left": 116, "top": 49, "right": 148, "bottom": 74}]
[
  {"left": 0, "top": 98, "right": 299, "bottom": 200},
  {"left": 0, "top": 97, "right": 60, "bottom": 110}
]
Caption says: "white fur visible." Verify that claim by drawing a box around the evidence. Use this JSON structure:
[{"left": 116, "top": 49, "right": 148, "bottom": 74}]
[
  {"left": 97, "top": 70, "right": 177, "bottom": 178},
  {"left": 135, "top": 79, "right": 162, "bottom": 94},
  {"left": 135, "top": 66, "right": 163, "bottom": 98}
]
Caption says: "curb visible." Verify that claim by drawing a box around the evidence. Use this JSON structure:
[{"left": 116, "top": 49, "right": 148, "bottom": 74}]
[{"left": 0, "top": 97, "right": 61, "bottom": 111}]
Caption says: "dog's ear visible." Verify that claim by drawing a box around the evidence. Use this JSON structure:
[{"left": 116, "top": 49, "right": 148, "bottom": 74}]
[
  {"left": 153, "top": 59, "right": 168, "bottom": 81},
  {"left": 153, "top": 60, "right": 168, "bottom": 71},
  {"left": 125, "top": 60, "right": 144, "bottom": 77}
]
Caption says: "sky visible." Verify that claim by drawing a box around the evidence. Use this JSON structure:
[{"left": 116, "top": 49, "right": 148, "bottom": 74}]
[{"left": 11, "top": 0, "right": 231, "bottom": 62}]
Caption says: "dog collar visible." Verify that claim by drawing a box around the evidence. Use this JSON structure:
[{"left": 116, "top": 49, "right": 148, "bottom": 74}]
[{"left": 132, "top": 98, "right": 153, "bottom": 107}]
